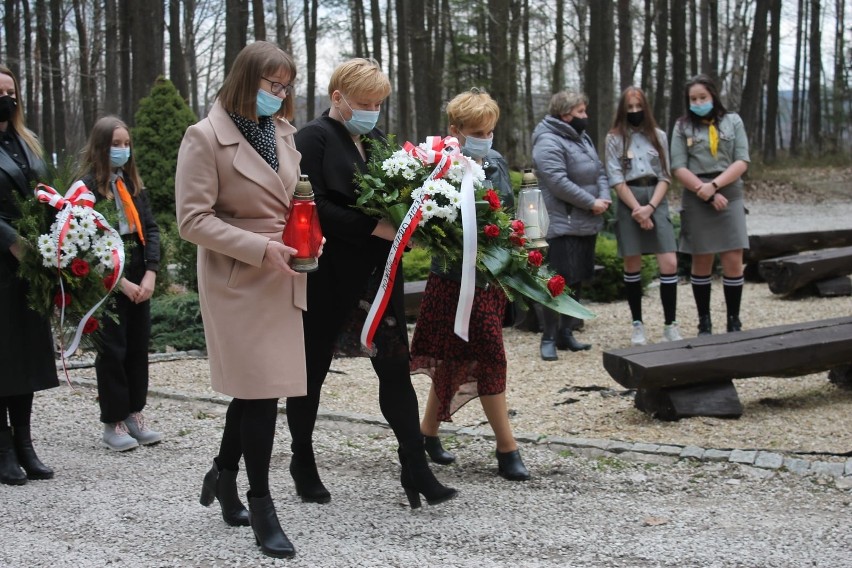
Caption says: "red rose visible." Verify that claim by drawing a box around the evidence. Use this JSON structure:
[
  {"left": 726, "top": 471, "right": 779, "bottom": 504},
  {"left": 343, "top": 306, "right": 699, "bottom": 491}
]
[
  {"left": 70, "top": 258, "right": 90, "bottom": 278},
  {"left": 484, "top": 189, "right": 501, "bottom": 210},
  {"left": 103, "top": 273, "right": 118, "bottom": 290},
  {"left": 528, "top": 250, "right": 543, "bottom": 267},
  {"left": 509, "top": 234, "right": 527, "bottom": 247},
  {"left": 83, "top": 317, "right": 99, "bottom": 334},
  {"left": 547, "top": 274, "right": 566, "bottom": 297},
  {"left": 511, "top": 219, "right": 525, "bottom": 234},
  {"left": 54, "top": 291, "right": 72, "bottom": 308},
  {"left": 483, "top": 224, "right": 501, "bottom": 238}
]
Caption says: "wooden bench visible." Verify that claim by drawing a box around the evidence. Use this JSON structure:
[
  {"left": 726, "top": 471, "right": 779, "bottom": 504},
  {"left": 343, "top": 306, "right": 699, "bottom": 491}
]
[
  {"left": 602, "top": 316, "right": 852, "bottom": 421},
  {"left": 758, "top": 246, "right": 852, "bottom": 296}
]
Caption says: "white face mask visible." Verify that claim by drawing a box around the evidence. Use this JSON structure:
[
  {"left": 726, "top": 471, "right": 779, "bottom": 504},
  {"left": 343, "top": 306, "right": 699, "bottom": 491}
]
[
  {"left": 340, "top": 96, "right": 380, "bottom": 135},
  {"left": 461, "top": 134, "right": 493, "bottom": 160}
]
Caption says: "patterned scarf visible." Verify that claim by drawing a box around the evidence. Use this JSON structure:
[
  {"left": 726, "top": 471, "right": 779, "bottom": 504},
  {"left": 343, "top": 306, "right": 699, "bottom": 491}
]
[{"left": 229, "top": 113, "right": 279, "bottom": 171}]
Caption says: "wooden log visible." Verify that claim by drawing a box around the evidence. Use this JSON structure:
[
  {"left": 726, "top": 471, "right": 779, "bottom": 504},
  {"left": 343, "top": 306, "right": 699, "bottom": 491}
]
[
  {"left": 744, "top": 228, "right": 852, "bottom": 263},
  {"left": 758, "top": 246, "right": 852, "bottom": 295},
  {"left": 602, "top": 316, "right": 852, "bottom": 389},
  {"left": 635, "top": 381, "right": 743, "bottom": 421},
  {"left": 828, "top": 365, "right": 852, "bottom": 389},
  {"left": 814, "top": 275, "right": 852, "bottom": 297},
  {"left": 403, "top": 280, "right": 427, "bottom": 318}
]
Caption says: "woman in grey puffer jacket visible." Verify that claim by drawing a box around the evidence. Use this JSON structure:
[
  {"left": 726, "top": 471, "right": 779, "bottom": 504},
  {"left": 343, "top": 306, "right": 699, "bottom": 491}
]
[{"left": 531, "top": 90, "right": 611, "bottom": 361}]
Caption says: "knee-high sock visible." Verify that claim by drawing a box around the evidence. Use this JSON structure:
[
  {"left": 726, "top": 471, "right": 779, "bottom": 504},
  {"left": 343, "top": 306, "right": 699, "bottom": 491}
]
[
  {"left": 690, "top": 274, "right": 712, "bottom": 317},
  {"left": 723, "top": 274, "right": 744, "bottom": 319},
  {"left": 659, "top": 273, "right": 678, "bottom": 325},
  {"left": 623, "top": 271, "right": 643, "bottom": 322}
]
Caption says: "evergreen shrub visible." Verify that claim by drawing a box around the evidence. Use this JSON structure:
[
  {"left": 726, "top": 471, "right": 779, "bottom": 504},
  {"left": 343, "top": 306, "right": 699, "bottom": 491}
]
[{"left": 149, "top": 292, "right": 206, "bottom": 352}]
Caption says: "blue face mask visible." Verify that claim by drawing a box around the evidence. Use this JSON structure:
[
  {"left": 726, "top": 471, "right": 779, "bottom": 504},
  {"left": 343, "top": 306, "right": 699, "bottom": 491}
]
[
  {"left": 110, "top": 147, "right": 131, "bottom": 168},
  {"left": 256, "top": 88, "right": 283, "bottom": 117},
  {"left": 461, "top": 134, "right": 492, "bottom": 160},
  {"left": 341, "top": 96, "right": 380, "bottom": 135},
  {"left": 690, "top": 102, "right": 714, "bottom": 117}
]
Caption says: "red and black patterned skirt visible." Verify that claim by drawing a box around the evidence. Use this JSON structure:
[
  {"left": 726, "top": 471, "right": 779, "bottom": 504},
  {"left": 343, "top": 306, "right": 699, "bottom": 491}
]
[{"left": 410, "top": 272, "right": 508, "bottom": 421}]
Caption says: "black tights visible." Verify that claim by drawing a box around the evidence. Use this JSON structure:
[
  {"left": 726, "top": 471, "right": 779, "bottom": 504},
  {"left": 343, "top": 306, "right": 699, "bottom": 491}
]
[
  {"left": 0, "top": 394, "right": 33, "bottom": 431},
  {"left": 215, "top": 397, "right": 279, "bottom": 498},
  {"left": 287, "top": 355, "right": 421, "bottom": 450}
]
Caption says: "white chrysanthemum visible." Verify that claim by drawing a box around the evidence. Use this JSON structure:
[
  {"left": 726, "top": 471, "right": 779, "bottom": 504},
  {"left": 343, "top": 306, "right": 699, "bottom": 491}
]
[
  {"left": 70, "top": 205, "right": 89, "bottom": 218},
  {"left": 433, "top": 205, "right": 458, "bottom": 223},
  {"left": 420, "top": 199, "right": 439, "bottom": 222},
  {"left": 75, "top": 212, "right": 99, "bottom": 237},
  {"left": 38, "top": 238, "right": 58, "bottom": 263},
  {"left": 96, "top": 234, "right": 121, "bottom": 251}
]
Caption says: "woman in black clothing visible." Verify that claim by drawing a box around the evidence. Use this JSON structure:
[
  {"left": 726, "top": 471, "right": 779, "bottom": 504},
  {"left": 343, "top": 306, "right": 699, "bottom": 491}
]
[
  {"left": 287, "top": 58, "right": 456, "bottom": 508},
  {"left": 0, "top": 65, "right": 58, "bottom": 485}
]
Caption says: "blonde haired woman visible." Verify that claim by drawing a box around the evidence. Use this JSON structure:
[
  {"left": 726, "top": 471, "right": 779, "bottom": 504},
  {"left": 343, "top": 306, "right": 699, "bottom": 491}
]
[{"left": 287, "top": 58, "right": 456, "bottom": 509}]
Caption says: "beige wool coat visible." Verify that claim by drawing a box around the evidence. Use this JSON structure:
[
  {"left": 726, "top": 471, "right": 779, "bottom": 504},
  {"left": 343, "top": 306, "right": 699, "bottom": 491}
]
[{"left": 175, "top": 101, "right": 307, "bottom": 399}]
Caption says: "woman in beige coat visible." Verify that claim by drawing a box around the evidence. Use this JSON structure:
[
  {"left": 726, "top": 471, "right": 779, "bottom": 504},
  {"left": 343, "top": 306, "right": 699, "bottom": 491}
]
[{"left": 175, "top": 41, "right": 307, "bottom": 560}]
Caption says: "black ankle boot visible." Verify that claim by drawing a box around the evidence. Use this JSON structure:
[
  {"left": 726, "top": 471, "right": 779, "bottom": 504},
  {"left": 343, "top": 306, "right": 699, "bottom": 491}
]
[
  {"left": 727, "top": 315, "right": 742, "bottom": 332},
  {"left": 0, "top": 430, "right": 27, "bottom": 486},
  {"left": 698, "top": 314, "right": 713, "bottom": 336},
  {"left": 248, "top": 492, "right": 296, "bottom": 559},
  {"left": 12, "top": 426, "right": 53, "bottom": 480},
  {"left": 540, "top": 307, "right": 559, "bottom": 361},
  {"left": 557, "top": 330, "right": 592, "bottom": 352},
  {"left": 289, "top": 443, "right": 331, "bottom": 503},
  {"left": 200, "top": 460, "right": 250, "bottom": 526},
  {"left": 424, "top": 435, "right": 455, "bottom": 465},
  {"left": 496, "top": 449, "right": 531, "bottom": 481},
  {"left": 397, "top": 444, "right": 457, "bottom": 509}
]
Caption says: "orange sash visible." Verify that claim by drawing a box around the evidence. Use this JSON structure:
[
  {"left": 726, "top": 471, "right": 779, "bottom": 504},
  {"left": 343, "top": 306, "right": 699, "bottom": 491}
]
[{"left": 115, "top": 177, "right": 145, "bottom": 244}]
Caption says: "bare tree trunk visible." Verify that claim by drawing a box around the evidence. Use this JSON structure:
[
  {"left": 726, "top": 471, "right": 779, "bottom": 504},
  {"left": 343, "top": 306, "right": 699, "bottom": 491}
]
[
  {"left": 727, "top": 0, "right": 747, "bottom": 110},
  {"left": 169, "top": 0, "right": 189, "bottom": 101},
  {"left": 688, "top": 0, "right": 698, "bottom": 77},
  {"left": 523, "top": 0, "right": 534, "bottom": 139},
  {"left": 104, "top": 0, "right": 119, "bottom": 116},
  {"left": 4, "top": 0, "right": 21, "bottom": 79},
  {"left": 763, "top": 0, "right": 781, "bottom": 162},
  {"left": 72, "top": 0, "right": 96, "bottom": 135},
  {"left": 740, "top": 0, "right": 770, "bottom": 147},
  {"left": 184, "top": 0, "right": 199, "bottom": 117},
  {"left": 303, "top": 0, "right": 318, "bottom": 119},
  {"left": 409, "top": 0, "right": 429, "bottom": 140},
  {"left": 807, "top": 0, "right": 821, "bottom": 151},
  {"left": 668, "top": 0, "right": 686, "bottom": 134},
  {"left": 617, "top": 0, "right": 632, "bottom": 91},
  {"left": 552, "top": 0, "right": 564, "bottom": 92},
  {"left": 22, "top": 0, "right": 36, "bottom": 125},
  {"left": 49, "top": 0, "right": 66, "bottom": 158},
  {"left": 508, "top": 0, "right": 521, "bottom": 165},
  {"left": 252, "top": 0, "right": 265, "bottom": 40},
  {"left": 641, "top": 0, "right": 653, "bottom": 94},
  {"left": 384, "top": 0, "right": 394, "bottom": 133},
  {"left": 585, "top": 0, "right": 614, "bottom": 152},
  {"left": 225, "top": 0, "right": 248, "bottom": 76},
  {"left": 488, "top": 0, "right": 514, "bottom": 164},
  {"left": 653, "top": 0, "right": 668, "bottom": 128},
  {"left": 129, "top": 0, "right": 165, "bottom": 122},
  {"left": 790, "top": 0, "right": 805, "bottom": 155},
  {"left": 395, "top": 0, "right": 411, "bottom": 141},
  {"left": 832, "top": 0, "right": 847, "bottom": 151},
  {"left": 35, "top": 0, "right": 53, "bottom": 156},
  {"left": 371, "top": 0, "right": 383, "bottom": 64}
]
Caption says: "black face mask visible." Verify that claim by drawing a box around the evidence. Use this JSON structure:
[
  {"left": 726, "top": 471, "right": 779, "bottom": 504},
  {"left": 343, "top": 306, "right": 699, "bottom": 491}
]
[
  {"left": 627, "top": 110, "right": 645, "bottom": 127},
  {"left": 569, "top": 116, "right": 588, "bottom": 134},
  {"left": 0, "top": 95, "right": 17, "bottom": 122}
]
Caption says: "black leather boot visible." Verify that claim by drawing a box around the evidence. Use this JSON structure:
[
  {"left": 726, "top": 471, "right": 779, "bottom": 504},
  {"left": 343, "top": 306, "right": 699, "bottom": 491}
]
[
  {"left": 496, "top": 449, "right": 531, "bottom": 481},
  {"left": 698, "top": 314, "right": 713, "bottom": 336},
  {"left": 200, "top": 460, "right": 250, "bottom": 526},
  {"left": 727, "top": 315, "right": 742, "bottom": 332},
  {"left": 289, "top": 443, "right": 331, "bottom": 503},
  {"left": 12, "top": 425, "right": 53, "bottom": 480},
  {"left": 398, "top": 442, "right": 457, "bottom": 509},
  {"left": 540, "top": 307, "right": 559, "bottom": 361},
  {"left": 248, "top": 491, "right": 296, "bottom": 559},
  {"left": 424, "top": 435, "right": 455, "bottom": 465},
  {"left": 0, "top": 429, "right": 27, "bottom": 486},
  {"left": 557, "top": 316, "right": 592, "bottom": 351}
]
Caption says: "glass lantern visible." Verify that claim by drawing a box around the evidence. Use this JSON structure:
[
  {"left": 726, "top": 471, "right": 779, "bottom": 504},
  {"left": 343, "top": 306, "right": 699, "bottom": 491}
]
[
  {"left": 516, "top": 169, "right": 549, "bottom": 249},
  {"left": 282, "top": 174, "right": 323, "bottom": 272}
]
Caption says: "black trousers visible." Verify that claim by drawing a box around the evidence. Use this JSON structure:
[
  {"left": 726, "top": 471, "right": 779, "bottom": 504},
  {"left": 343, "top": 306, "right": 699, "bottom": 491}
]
[
  {"left": 216, "top": 397, "right": 278, "bottom": 498},
  {"left": 95, "top": 293, "right": 151, "bottom": 424}
]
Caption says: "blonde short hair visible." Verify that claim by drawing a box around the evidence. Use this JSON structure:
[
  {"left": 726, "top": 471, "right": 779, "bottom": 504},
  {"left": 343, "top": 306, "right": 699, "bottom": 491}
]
[
  {"left": 327, "top": 58, "right": 391, "bottom": 100},
  {"left": 217, "top": 41, "right": 297, "bottom": 120},
  {"left": 446, "top": 88, "right": 500, "bottom": 131},
  {"left": 548, "top": 90, "right": 588, "bottom": 117}
]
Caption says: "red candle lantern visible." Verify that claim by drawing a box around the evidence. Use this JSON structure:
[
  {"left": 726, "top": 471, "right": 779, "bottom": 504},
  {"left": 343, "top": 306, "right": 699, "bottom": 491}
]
[{"left": 283, "top": 174, "right": 323, "bottom": 272}]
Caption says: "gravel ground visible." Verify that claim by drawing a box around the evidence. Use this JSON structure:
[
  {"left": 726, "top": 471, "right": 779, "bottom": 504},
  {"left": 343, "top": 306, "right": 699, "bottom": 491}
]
[{"left": 1, "top": 386, "right": 850, "bottom": 567}]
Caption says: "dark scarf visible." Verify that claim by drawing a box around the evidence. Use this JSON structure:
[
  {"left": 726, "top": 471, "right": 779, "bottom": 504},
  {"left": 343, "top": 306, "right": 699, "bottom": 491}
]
[{"left": 229, "top": 113, "right": 279, "bottom": 171}]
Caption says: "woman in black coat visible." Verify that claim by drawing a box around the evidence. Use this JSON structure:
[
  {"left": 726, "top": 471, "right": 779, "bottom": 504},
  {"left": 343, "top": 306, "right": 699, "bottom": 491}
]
[{"left": 0, "top": 65, "right": 58, "bottom": 485}]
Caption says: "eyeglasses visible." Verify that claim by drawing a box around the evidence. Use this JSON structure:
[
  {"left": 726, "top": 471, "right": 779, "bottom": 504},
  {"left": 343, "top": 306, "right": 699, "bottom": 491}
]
[{"left": 261, "top": 77, "right": 293, "bottom": 97}]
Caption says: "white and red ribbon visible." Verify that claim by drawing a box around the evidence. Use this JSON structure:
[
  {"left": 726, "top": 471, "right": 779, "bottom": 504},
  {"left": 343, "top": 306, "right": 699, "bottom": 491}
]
[
  {"left": 35, "top": 181, "right": 125, "bottom": 362},
  {"left": 360, "top": 136, "right": 478, "bottom": 353}
]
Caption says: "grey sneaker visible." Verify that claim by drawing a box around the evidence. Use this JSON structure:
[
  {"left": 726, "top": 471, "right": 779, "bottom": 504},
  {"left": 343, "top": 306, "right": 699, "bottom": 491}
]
[
  {"left": 631, "top": 321, "right": 647, "bottom": 346},
  {"left": 103, "top": 422, "right": 139, "bottom": 452},
  {"left": 124, "top": 412, "right": 163, "bottom": 446},
  {"left": 662, "top": 322, "right": 683, "bottom": 342}
]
